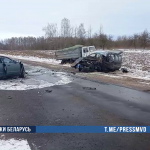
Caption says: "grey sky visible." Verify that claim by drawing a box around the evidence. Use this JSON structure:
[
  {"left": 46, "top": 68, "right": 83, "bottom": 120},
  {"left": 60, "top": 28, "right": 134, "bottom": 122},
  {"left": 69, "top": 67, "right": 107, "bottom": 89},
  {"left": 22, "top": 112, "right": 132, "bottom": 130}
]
[{"left": 0, "top": 0, "right": 149, "bottom": 39}]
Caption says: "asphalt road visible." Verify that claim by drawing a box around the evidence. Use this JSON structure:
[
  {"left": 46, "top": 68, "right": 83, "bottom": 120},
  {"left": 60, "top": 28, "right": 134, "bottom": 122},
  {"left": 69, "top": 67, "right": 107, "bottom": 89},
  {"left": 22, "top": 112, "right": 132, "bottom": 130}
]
[{"left": 0, "top": 65, "right": 150, "bottom": 150}]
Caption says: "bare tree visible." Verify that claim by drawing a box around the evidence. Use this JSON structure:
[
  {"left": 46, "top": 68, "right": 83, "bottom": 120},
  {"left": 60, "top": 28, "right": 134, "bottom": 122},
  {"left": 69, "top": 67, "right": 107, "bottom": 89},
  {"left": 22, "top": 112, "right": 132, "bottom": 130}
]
[
  {"left": 139, "top": 30, "right": 150, "bottom": 49},
  {"left": 98, "top": 25, "right": 108, "bottom": 49},
  {"left": 87, "top": 26, "right": 92, "bottom": 38},
  {"left": 43, "top": 23, "right": 58, "bottom": 38},
  {"left": 131, "top": 34, "right": 139, "bottom": 49},
  {"left": 77, "top": 23, "right": 86, "bottom": 39},
  {"left": 61, "top": 18, "right": 72, "bottom": 37}
]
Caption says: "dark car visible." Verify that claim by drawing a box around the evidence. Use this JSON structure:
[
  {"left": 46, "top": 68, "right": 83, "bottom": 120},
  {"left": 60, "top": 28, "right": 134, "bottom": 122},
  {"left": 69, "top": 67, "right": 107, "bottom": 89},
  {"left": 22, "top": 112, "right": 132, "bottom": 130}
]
[
  {"left": 0, "top": 56, "right": 25, "bottom": 79},
  {"left": 72, "top": 50, "right": 123, "bottom": 72}
]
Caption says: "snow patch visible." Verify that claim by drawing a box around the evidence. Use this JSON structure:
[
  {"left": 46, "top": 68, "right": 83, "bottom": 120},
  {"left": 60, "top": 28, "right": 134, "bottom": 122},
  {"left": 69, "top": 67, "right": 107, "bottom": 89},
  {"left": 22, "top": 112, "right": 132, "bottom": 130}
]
[
  {"left": 0, "top": 138, "right": 31, "bottom": 150},
  {"left": 0, "top": 54, "right": 71, "bottom": 67},
  {"left": 0, "top": 65, "right": 72, "bottom": 90}
]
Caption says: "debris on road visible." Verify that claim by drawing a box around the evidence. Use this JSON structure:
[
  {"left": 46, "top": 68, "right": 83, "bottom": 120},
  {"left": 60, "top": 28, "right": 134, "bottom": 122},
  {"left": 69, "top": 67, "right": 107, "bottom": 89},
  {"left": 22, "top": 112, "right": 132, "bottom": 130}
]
[
  {"left": 83, "top": 87, "right": 96, "bottom": 90},
  {"left": 45, "top": 89, "right": 52, "bottom": 93},
  {"left": 71, "top": 72, "right": 76, "bottom": 75},
  {"left": 7, "top": 96, "right": 12, "bottom": 99},
  {"left": 121, "top": 68, "right": 128, "bottom": 73}
]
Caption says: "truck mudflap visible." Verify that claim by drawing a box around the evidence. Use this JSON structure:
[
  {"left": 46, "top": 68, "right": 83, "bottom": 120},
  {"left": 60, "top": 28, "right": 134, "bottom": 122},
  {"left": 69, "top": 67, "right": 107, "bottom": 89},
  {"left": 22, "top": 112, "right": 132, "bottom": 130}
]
[{"left": 71, "top": 57, "right": 83, "bottom": 68}]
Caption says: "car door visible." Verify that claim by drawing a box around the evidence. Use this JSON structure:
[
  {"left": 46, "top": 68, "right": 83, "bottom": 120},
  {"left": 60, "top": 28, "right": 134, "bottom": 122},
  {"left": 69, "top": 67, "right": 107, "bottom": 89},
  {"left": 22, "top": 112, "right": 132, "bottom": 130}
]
[
  {"left": 3, "top": 57, "right": 20, "bottom": 76},
  {"left": 0, "top": 58, "right": 5, "bottom": 77}
]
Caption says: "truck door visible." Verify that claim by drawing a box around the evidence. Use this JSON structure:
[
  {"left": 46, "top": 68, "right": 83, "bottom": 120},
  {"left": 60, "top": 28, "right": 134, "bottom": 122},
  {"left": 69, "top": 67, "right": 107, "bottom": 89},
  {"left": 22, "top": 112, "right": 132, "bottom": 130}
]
[{"left": 82, "top": 47, "right": 89, "bottom": 57}]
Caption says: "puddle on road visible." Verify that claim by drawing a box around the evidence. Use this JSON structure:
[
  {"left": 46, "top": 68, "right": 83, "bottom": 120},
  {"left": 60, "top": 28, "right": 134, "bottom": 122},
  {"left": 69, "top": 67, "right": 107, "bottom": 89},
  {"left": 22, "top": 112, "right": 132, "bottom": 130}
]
[{"left": 0, "top": 65, "right": 72, "bottom": 90}]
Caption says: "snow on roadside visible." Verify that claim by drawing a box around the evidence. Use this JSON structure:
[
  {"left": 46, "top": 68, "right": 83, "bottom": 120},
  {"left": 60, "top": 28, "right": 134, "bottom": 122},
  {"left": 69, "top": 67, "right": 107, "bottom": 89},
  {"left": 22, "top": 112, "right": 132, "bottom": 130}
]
[
  {"left": 0, "top": 54, "right": 61, "bottom": 65},
  {"left": 87, "top": 70, "right": 150, "bottom": 81},
  {"left": 0, "top": 138, "right": 31, "bottom": 150},
  {"left": 0, "top": 65, "right": 72, "bottom": 90}
]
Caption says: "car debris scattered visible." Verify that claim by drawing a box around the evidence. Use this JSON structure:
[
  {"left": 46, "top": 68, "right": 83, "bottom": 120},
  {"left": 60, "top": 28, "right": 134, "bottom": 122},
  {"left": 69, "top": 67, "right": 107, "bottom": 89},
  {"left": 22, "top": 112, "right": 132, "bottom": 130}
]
[
  {"left": 45, "top": 89, "right": 52, "bottom": 93},
  {"left": 83, "top": 87, "right": 97, "bottom": 90},
  {"left": 72, "top": 50, "right": 123, "bottom": 72},
  {"left": 7, "top": 96, "right": 12, "bottom": 99},
  {"left": 121, "top": 68, "right": 128, "bottom": 73}
]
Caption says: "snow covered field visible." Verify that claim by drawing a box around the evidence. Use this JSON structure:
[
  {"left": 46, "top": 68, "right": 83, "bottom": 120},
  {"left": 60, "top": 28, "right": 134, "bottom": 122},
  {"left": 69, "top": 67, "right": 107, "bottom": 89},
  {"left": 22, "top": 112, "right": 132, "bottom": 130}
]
[
  {"left": 0, "top": 65, "right": 72, "bottom": 90},
  {"left": 121, "top": 49, "right": 150, "bottom": 71},
  {"left": 0, "top": 53, "right": 71, "bottom": 67},
  {"left": 0, "top": 54, "right": 61, "bottom": 65}
]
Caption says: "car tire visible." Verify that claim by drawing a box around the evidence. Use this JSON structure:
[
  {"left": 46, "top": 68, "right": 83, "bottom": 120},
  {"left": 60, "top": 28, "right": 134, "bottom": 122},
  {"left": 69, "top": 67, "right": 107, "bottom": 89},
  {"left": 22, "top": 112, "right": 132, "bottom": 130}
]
[{"left": 20, "top": 65, "right": 25, "bottom": 78}]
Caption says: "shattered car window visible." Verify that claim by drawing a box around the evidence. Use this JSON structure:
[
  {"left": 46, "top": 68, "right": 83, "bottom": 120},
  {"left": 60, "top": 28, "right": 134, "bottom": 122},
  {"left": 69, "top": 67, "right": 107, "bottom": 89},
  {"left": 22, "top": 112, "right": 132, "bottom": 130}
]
[
  {"left": 118, "top": 55, "right": 122, "bottom": 62},
  {"left": 89, "top": 53, "right": 96, "bottom": 58},
  {"left": 109, "top": 54, "right": 114, "bottom": 62},
  {"left": 114, "top": 55, "right": 119, "bottom": 62},
  {"left": 3, "top": 57, "right": 12, "bottom": 63}
]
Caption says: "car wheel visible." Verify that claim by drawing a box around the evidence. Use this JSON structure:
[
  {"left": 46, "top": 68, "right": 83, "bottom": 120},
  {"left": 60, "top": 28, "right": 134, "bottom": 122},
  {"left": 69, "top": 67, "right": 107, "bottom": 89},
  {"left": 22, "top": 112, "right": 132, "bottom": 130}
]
[{"left": 20, "top": 65, "right": 25, "bottom": 78}]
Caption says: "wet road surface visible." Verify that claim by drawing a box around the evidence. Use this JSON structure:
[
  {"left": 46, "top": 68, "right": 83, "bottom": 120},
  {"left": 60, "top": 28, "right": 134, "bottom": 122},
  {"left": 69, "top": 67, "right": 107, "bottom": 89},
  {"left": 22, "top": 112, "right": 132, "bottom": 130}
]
[{"left": 0, "top": 65, "right": 150, "bottom": 149}]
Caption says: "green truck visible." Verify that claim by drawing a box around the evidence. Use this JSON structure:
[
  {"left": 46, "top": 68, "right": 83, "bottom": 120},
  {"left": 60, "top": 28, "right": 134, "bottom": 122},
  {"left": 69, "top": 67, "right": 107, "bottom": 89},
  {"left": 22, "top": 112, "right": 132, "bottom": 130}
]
[{"left": 55, "top": 45, "right": 96, "bottom": 64}]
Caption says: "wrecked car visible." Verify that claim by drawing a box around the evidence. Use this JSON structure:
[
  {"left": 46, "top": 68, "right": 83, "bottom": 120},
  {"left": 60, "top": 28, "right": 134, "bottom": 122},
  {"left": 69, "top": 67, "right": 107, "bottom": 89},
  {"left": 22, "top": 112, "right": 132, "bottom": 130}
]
[
  {"left": 72, "top": 50, "right": 123, "bottom": 72},
  {"left": 0, "top": 56, "right": 25, "bottom": 79}
]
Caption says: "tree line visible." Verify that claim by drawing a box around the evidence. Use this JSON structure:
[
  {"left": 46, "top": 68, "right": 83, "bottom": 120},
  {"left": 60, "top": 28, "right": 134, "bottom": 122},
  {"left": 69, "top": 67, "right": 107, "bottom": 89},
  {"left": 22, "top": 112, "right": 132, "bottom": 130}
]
[{"left": 0, "top": 18, "right": 150, "bottom": 50}]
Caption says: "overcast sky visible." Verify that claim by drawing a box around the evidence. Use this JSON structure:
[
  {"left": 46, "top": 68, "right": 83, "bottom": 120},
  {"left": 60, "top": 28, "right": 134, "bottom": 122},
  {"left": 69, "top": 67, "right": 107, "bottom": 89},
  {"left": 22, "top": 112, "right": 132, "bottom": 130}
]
[{"left": 0, "top": 0, "right": 149, "bottom": 39}]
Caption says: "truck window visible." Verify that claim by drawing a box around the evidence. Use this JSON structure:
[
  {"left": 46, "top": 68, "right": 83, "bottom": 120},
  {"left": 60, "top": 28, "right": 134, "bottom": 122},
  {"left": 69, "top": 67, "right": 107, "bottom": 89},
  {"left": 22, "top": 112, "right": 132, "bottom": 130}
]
[
  {"left": 89, "top": 46, "right": 96, "bottom": 51},
  {"left": 83, "top": 48, "right": 88, "bottom": 53}
]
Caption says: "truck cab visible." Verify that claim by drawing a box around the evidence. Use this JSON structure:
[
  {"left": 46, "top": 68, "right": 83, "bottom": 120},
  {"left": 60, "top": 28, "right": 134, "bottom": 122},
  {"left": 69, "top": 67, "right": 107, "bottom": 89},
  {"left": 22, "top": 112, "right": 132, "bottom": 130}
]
[{"left": 82, "top": 46, "right": 96, "bottom": 58}]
